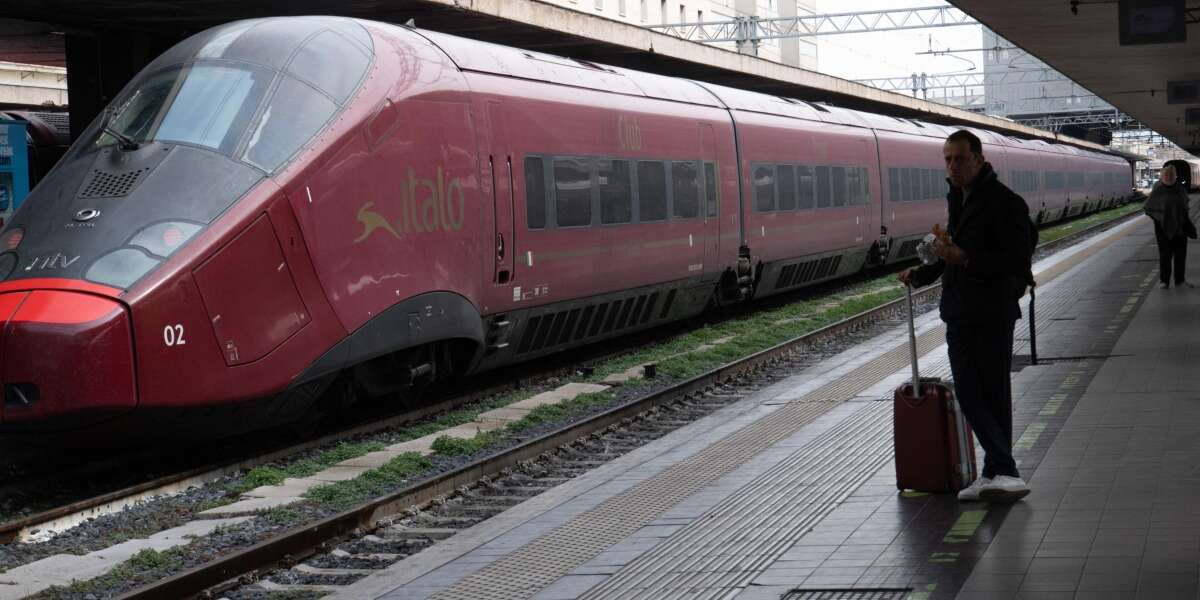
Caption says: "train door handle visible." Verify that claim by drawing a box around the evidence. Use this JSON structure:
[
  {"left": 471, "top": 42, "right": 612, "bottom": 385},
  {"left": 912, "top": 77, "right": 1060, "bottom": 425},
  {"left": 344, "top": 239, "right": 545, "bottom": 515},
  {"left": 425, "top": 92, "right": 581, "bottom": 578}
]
[{"left": 496, "top": 233, "right": 505, "bottom": 260}]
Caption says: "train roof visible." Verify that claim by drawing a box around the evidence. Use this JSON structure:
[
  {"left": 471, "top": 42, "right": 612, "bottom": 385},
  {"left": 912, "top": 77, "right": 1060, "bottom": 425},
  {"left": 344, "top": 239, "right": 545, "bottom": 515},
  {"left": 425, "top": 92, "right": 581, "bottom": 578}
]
[
  {"left": 406, "top": 23, "right": 1131, "bottom": 163},
  {"left": 413, "top": 28, "right": 724, "bottom": 108}
]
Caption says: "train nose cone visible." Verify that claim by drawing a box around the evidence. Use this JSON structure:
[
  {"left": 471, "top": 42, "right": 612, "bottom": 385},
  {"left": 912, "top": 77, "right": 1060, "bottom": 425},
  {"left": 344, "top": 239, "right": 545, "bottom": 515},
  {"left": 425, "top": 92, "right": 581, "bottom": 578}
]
[{"left": 0, "top": 290, "right": 136, "bottom": 432}]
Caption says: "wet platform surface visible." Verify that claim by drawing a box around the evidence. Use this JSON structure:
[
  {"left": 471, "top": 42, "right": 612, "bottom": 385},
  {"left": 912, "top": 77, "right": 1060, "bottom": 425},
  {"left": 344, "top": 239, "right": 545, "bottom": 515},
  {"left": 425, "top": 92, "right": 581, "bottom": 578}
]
[{"left": 331, "top": 213, "right": 1200, "bottom": 600}]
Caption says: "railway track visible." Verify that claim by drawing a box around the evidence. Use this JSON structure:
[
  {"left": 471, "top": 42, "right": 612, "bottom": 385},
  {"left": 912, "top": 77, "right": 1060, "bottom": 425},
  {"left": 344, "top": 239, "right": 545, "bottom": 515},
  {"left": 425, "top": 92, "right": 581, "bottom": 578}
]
[{"left": 101, "top": 206, "right": 1143, "bottom": 600}]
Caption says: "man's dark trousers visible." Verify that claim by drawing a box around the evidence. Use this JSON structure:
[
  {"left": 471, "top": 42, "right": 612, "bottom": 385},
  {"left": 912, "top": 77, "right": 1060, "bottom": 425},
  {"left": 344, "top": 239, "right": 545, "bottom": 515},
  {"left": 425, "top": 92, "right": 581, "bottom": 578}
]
[
  {"left": 1154, "top": 222, "right": 1187, "bottom": 284},
  {"left": 945, "top": 317, "right": 1019, "bottom": 479}
]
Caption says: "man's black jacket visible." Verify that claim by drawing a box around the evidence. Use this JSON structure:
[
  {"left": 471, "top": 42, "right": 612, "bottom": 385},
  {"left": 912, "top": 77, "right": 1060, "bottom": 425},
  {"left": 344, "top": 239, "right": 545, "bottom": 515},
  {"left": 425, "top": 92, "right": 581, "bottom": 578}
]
[{"left": 911, "top": 162, "right": 1033, "bottom": 322}]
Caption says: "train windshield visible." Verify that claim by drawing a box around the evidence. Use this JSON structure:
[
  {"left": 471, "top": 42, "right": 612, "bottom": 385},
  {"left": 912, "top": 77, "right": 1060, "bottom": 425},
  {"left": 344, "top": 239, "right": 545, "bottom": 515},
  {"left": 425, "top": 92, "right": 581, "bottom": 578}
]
[
  {"left": 104, "top": 63, "right": 274, "bottom": 156},
  {"left": 99, "top": 60, "right": 339, "bottom": 173}
]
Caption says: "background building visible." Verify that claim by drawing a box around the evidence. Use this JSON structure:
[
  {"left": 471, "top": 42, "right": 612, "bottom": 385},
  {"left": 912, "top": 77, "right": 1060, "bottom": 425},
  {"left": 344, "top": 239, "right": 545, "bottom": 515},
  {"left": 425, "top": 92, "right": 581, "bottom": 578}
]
[
  {"left": 542, "top": 0, "right": 818, "bottom": 69},
  {"left": 0, "top": 61, "right": 66, "bottom": 109}
]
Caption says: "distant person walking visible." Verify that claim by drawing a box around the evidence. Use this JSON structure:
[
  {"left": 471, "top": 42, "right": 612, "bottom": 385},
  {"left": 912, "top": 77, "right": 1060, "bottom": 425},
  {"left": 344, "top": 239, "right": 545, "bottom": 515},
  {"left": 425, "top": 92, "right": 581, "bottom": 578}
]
[{"left": 1144, "top": 164, "right": 1195, "bottom": 289}]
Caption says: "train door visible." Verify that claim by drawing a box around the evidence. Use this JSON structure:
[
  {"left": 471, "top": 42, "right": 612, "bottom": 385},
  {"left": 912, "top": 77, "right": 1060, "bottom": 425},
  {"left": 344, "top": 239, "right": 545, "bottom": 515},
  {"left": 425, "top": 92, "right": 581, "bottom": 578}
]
[
  {"left": 483, "top": 101, "right": 516, "bottom": 311},
  {"left": 699, "top": 124, "right": 720, "bottom": 282},
  {"left": 855, "top": 138, "right": 874, "bottom": 250}
]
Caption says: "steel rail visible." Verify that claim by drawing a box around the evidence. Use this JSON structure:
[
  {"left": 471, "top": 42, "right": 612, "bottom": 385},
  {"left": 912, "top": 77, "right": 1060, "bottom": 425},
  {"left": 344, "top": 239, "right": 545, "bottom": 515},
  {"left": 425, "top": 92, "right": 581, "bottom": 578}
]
[{"left": 114, "top": 204, "right": 1144, "bottom": 600}]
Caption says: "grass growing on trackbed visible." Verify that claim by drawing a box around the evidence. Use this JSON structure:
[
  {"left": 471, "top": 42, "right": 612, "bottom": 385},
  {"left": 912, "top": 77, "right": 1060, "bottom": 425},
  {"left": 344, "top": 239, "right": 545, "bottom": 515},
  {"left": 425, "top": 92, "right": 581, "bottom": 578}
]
[
  {"left": 232, "top": 201, "right": 1143, "bottom": 511},
  {"left": 1039, "top": 201, "right": 1144, "bottom": 244}
]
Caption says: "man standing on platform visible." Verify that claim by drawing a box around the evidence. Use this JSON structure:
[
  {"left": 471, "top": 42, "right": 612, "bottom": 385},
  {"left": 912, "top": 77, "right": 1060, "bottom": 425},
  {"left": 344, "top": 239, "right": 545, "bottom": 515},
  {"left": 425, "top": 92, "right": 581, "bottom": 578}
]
[{"left": 899, "top": 129, "right": 1033, "bottom": 503}]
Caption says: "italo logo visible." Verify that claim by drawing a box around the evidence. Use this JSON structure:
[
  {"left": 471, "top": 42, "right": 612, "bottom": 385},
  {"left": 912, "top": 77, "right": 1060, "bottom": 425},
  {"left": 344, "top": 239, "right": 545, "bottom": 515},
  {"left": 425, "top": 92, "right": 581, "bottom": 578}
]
[{"left": 355, "top": 166, "right": 466, "bottom": 243}]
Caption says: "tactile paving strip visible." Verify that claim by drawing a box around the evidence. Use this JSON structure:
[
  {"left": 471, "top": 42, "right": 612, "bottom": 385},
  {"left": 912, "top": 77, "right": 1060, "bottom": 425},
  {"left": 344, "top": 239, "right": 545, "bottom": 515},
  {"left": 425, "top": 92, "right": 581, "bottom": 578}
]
[
  {"left": 427, "top": 328, "right": 946, "bottom": 600},
  {"left": 791, "top": 326, "right": 944, "bottom": 403},
  {"left": 580, "top": 403, "right": 895, "bottom": 600}
]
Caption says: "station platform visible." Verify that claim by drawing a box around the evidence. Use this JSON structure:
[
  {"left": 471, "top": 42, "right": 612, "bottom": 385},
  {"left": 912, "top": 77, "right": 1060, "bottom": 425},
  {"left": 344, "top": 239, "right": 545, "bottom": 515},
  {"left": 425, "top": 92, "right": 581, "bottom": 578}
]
[{"left": 330, "top": 213, "right": 1200, "bottom": 600}]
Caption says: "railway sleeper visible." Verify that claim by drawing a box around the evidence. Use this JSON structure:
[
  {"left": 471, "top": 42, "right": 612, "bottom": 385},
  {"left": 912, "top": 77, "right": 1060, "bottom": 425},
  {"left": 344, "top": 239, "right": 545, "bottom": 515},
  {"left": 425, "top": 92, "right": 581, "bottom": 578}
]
[
  {"left": 253, "top": 580, "right": 343, "bottom": 594},
  {"left": 382, "top": 526, "right": 460, "bottom": 541},
  {"left": 292, "top": 563, "right": 378, "bottom": 577},
  {"left": 412, "top": 514, "right": 479, "bottom": 528}
]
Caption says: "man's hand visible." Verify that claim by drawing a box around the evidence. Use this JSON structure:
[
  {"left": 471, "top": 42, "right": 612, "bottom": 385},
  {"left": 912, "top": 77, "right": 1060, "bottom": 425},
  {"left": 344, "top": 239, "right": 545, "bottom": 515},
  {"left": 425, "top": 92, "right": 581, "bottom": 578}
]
[
  {"left": 932, "top": 236, "right": 968, "bottom": 265},
  {"left": 898, "top": 268, "right": 914, "bottom": 285}
]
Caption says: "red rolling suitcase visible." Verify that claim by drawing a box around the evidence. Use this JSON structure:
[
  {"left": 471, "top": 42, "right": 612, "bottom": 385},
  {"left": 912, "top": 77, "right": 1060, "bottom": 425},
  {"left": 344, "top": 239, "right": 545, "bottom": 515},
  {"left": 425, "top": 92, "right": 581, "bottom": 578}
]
[{"left": 894, "top": 284, "right": 977, "bottom": 493}]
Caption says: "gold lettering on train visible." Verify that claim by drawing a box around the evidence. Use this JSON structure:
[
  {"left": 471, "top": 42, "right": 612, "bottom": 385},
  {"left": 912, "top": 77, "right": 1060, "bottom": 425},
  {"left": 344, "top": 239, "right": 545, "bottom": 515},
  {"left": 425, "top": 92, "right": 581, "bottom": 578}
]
[
  {"left": 354, "top": 166, "right": 466, "bottom": 243},
  {"left": 618, "top": 115, "right": 642, "bottom": 151}
]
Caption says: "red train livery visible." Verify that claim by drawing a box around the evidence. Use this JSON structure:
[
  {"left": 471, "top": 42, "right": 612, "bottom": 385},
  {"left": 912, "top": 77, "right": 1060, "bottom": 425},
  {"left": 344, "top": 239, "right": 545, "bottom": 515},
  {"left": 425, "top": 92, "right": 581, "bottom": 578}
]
[{"left": 0, "top": 17, "right": 1132, "bottom": 440}]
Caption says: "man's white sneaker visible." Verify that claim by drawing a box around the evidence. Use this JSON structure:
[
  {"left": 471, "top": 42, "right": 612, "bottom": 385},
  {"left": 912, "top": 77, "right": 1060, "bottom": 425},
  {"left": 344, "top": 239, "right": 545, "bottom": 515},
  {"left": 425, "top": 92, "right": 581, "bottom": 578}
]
[
  {"left": 957, "top": 476, "right": 991, "bottom": 501},
  {"left": 979, "top": 475, "right": 1030, "bottom": 503}
]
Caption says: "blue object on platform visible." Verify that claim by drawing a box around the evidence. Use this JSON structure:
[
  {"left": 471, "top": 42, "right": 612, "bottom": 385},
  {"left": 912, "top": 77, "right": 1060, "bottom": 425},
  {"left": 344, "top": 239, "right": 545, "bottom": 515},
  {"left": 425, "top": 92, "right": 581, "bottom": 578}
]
[{"left": 0, "top": 119, "right": 30, "bottom": 218}]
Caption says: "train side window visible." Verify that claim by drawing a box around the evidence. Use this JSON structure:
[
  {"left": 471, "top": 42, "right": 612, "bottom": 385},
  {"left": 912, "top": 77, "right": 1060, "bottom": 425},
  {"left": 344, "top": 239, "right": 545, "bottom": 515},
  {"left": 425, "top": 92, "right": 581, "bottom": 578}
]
[
  {"left": 918, "top": 168, "right": 930, "bottom": 201},
  {"left": 672, "top": 161, "right": 700, "bottom": 218},
  {"left": 908, "top": 168, "right": 921, "bottom": 202},
  {"left": 900, "top": 168, "right": 911, "bottom": 202},
  {"left": 754, "top": 164, "right": 776, "bottom": 212},
  {"left": 832, "top": 167, "right": 847, "bottom": 207},
  {"left": 844, "top": 166, "right": 864, "bottom": 206},
  {"left": 554, "top": 156, "right": 592, "bottom": 227},
  {"left": 777, "top": 165, "right": 797, "bottom": 210},
  {"left": 704, "top": 162, "right": 718, "bottom": 217},
  {"left": 637, "top": 161, "right": 668, "bottom": 222},
  {"left": 797, "top": 166, "right": 815, "bottom": 209},
  {"left": 860, "top": 167, "right": 870, "bottom": 205},
  {"left": 815, "top": 166, "right": 831, "bottom": 208},
  {"left": 888, "top": 168, "right": 900, "bottom": 203},
  {"left": 525, "top": 156, "right": 546, "bottom": 230},
  {"left": 598, "top": 158, "right": 633, "bottom": 225}
]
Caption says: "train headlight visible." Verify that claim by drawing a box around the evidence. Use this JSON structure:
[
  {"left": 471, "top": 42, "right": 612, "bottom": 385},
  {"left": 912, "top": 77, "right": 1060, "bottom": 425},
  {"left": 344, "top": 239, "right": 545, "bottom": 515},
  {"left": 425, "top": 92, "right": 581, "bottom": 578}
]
[{"left": 129, "top": 222, "right": 202, "bottom": 258}]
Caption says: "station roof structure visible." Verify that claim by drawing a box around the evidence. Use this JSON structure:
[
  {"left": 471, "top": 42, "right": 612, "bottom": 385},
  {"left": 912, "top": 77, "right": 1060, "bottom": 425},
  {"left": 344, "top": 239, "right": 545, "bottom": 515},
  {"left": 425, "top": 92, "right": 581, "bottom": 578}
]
[
  {"left": 949, "top": 0, "right": 1200, "bottom": 155},
  {"left": 0, "top": 0, "right": 1132, "bottom": 156}
]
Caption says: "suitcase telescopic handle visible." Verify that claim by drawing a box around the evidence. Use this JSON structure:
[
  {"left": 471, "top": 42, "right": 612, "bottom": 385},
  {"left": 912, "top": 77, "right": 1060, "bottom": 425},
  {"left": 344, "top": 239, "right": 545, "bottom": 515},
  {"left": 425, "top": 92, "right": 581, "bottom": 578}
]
[{"left": 906, "top": 283, "right": 920, "bottom": 398}]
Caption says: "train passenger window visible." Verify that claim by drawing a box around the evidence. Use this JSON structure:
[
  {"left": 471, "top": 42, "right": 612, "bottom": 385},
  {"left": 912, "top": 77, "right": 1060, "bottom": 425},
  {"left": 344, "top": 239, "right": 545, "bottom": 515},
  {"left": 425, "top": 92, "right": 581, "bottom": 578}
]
[
  {"left": 908, "top": 168, "right": 920, "bottom": 202},
  {"left": 889, "top": 168, "right": 900, "bottom": 203},
  {"left": 638, "top": 161, "right": 668, "bottom": 222},
  {"left": 797, "top": 166, "right": 815, "bottom": 209},
  {"left": 832, "top": 167, "right": 847, "bottom": 207},
  {"left": 1069, "top": 172, "right": 1084, "bottom": 188},
  {"left": 899, "top": 168, "right": 911, "bottom": 202},
  {"left": 598, "top": 159, "right": 633, "bottom": 225},
  {"left": 777, "top": 165, "right": 797, "bottom": 210},
  {"left": 846, "top": 167, "right": 860, "bottom": 206},
  {"left": 815, "top": 166, "right": 831, "bottom": 208},
  {"left": 672, "top": 161, "right": 700, "bottom": 218},
  {"left": 919, "top": 168, "right": 931, "bottom": 201},
  {"left": 704, "top": 162, "right": 718, "bottom": 217},
  {"left": 754, "top": 164, "right": 776, "bottom": 212},
  {"left": 525, "top": 157, "right": 546, "bottom": 229},
  {"left": 554, "top": 157, "right": 592, "bottom": 227},
  {"left": 850, "top": 167, "right": 869, "bottom": 206}
]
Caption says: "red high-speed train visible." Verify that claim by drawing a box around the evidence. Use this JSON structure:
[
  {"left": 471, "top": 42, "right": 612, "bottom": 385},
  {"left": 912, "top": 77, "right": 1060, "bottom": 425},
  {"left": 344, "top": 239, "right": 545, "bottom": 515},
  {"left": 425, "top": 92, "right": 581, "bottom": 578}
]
[{"left": 0, "top": 17, "right": 1132, "bottom": 439}]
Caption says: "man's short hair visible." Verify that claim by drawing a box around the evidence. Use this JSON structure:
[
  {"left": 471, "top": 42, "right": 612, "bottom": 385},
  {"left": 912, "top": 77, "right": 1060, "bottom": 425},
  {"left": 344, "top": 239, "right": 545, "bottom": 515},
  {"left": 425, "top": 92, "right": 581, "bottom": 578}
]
[
  {"left": 1163, "top": 164, "right": 1176, "bottom": 174},
  {"left": 945, "top": 129, "right": 983, "bottom": 157}
]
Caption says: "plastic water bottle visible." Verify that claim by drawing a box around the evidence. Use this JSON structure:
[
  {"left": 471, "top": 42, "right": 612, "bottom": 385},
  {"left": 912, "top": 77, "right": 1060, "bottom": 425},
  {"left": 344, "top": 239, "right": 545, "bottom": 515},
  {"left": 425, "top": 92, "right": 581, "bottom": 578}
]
[{"left": 915, "top": 233, "right": 939, "bottom": 265}]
